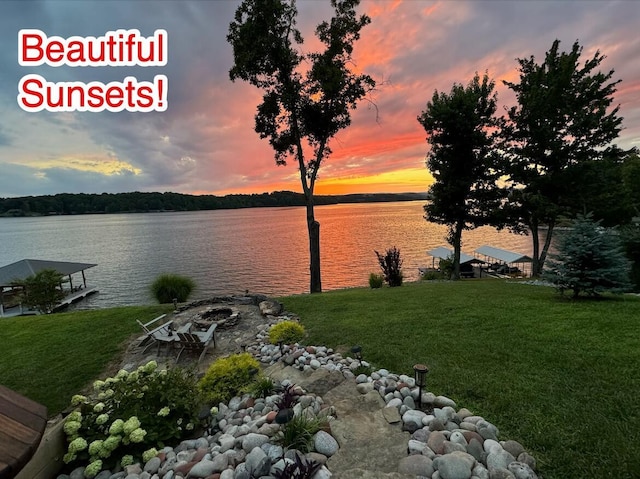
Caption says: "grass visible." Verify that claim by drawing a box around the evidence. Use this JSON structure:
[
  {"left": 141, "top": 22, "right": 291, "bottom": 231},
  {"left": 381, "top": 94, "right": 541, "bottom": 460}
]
[
  {"left": 1, "top": 281, "right": 638, "bottom": 478},
  {"left": 281, "top": 280, "right": 640, "bottom": 479},
  {"left": 0, "top": 305, "right": 171, "bottom": 416}
]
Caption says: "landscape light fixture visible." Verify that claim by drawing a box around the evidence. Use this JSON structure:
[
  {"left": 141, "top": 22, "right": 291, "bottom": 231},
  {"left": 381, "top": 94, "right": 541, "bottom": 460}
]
[
  {"left": 413, "top": 364, "right": 429, "bottom": 410},
  {"left": 351, "top": 345, "right": 363, "bottom": 361},
  {"left": 278, "top": 339, "right": 285, "bottom": 355},
  {"left": 173, "top": 298, "right": 178, "bottom": 310}
]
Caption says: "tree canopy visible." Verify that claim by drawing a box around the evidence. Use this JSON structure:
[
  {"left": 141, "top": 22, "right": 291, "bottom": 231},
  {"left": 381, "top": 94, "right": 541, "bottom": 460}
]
[
  {"left": 418, "top": 73, "right": 501, "bottom": 279},
  {"left": 228, "top": 0, "right": 374, "bottom": 293},
  {"left": 502, "top": 39, "right": 623, "bottom": 275},
  {"left": 11, "top": 269, "right": 65, "bottom": 314}
]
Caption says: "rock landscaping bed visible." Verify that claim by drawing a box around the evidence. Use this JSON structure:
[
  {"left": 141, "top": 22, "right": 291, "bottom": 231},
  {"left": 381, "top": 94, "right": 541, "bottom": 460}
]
[{"left": 56, "top": 295, "right": 541, "bottom": 479}]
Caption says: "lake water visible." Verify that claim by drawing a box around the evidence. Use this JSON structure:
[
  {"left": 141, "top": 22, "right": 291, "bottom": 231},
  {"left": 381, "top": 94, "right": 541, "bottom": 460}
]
[{"left": 0, "top": 201, "right": 536, "bottom": 308}]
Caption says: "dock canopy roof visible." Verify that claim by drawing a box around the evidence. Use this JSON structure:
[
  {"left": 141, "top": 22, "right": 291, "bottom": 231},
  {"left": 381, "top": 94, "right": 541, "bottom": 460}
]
[
  {"left": 474, "top": 246, "right": 532, "bottom": 264},
  {"left": 427, "top": 247, "right": 485, "bottom": 265},
  {"left": 0, "top": 259, "right": 97, "bottom": 287}
]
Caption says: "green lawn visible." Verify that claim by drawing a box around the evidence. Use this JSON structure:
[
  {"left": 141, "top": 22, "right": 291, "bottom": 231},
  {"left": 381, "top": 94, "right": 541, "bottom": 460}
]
[
  {"left": 1, "top": 282, "right": 638, "bottom": 478},
  {"left": 0, "top": 305, "right": 171, "bottom": 416},
  {"left": 281, "top": 281, "right": 640, "bottom": 479}
]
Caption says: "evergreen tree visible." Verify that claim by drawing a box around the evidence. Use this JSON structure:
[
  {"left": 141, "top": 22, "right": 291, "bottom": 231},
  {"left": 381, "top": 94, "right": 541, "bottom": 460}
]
[{"left": 543, "top": 215, "right": 632, "bottom": 297}]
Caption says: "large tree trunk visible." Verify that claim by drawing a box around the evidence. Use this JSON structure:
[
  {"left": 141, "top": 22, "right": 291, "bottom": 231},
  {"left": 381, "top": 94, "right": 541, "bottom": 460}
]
[
  {"left": 530, "top": 217, "right": 555, "bottom": 277},
  {"left": 451, "top": 222, "right": 463, "bottom": 280},
  {"left": 530, "top": 219, "right": 541, "bottom": 277},
  {"left": 538, "top": 219, "right": 555, "bottom": 276},
  {"left": 306, "top": 201, "right": 322, "bottom": 293}
]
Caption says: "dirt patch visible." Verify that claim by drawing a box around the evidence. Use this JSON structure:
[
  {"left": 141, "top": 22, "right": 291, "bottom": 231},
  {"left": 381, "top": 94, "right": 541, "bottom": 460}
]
[{"left": 117, "top": 295, "right": 283, "bottom": 375}]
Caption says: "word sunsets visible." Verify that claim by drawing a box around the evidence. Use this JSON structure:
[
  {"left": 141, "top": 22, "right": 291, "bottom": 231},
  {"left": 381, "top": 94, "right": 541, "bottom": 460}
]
[{"left": 17, "top": 74, "right": 167, "bottom": 113}]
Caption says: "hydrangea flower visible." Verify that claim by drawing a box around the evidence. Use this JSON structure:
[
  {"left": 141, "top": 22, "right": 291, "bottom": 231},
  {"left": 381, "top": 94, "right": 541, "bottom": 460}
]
[
  {"left": 93, "top": 380, "right": 106, "bottom": 391},
  {"left": 102, "top": 435, "right": 121, "bottom": 452},
  {"left": 210, "top": 406, "right": 218, "bottom": 415},
  {"left": 123, "top": 416, "right": 141, "bottom": 435},
  {"left": 68, "top": 437, "right": 88, "bottom": 453},
  {"left": 63, "top": 420, "right": 81, "bottom": 436},
  {"left": 142, "top": 447, "right": 159, "bottom": 463},
  {"left": 84, "top": 459, "right": 103, "bottom": 478},
  {"left": 185, "top": 422, "right": 194, "bottom": 431},
  {"left": 71, "top": 394, "right": 87, "bottom": 406},
  {"left": 63, "top": 452, "right": 77, "bottom": 464},
  {"left": 157, "top": 406, "right": 170, "bottom": 417},
  {"left": 109, "top": 419, "right": 124, "bottom": 435},
  {"left": 93, "top": 402, "right": 105, "bottom": 413},
  {"left": 129, "top": 427, "right": 147, "bottom": 443},
  {"left": 143, "top": 360, "right": 158, "bottom": 373},
  {"left": 67, "top": 411, "right": 82, "bottom": 423},
  {"left": 88, "top": 440, "right": 103, "bottom": 457},
  {"left": 96, "top": 413, "right": 109, "bottom": 425},
  {"left": 120, "top": 455, "right": 134, "bottom": 468},
  {"left": 116, "top": 369, "right": 129, "bottom": 380},
  {"left": 126, "top": 371, "right": 139, "bottom": 383}
]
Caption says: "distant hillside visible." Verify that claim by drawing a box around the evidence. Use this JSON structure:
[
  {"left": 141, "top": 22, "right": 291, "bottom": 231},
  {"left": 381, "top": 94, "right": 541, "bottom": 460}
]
[{"left": 0, "top": 191, "right": 428, "bottom": 217}]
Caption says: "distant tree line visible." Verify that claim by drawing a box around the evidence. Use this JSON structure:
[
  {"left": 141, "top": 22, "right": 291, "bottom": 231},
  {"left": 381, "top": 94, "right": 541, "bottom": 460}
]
[{"left": 0, "top": 191, "right": 428, "bottom": 217}]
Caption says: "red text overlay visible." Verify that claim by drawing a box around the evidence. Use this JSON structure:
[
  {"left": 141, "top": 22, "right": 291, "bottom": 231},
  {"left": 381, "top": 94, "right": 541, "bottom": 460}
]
[{"left": 17, "top": 29, "right": 168, "bottom": 112}]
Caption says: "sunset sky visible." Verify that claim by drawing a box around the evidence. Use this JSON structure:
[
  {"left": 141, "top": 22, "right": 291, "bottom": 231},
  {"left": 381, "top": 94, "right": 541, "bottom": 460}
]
[{"left": 1, "top": 0, "right": 639, "bottom": 198}]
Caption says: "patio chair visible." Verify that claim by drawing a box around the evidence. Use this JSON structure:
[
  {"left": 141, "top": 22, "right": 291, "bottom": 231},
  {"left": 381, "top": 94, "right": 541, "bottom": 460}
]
[
  {"left": 175, "top": 323, "right": 217, "bottom": 363},
  {"left": 136, "top": 314, "right": 175, "bottom": 354}
]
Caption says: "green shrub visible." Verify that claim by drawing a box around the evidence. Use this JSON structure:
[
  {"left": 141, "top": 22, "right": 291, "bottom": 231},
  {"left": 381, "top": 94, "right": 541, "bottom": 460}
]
[
  {"left": 375, "top": 247, "right": 403, "bottom": 287},
  {"left": 11, "top": 269, "right": 65, "bottom": 313},
  {"left": 438, "top": 256, "right": 454, "bottom": 279},
  {"left": 276, "top": 414, "right": 326, "bottom": 453},
  {"left": 421, "top": 269, "right": 445, "bottom": 280},
  {"left": 250, "top": 376, "right": 275, "bottom": 399},
  {"left": 352, "top": 364, "right": 373, "bottom": 377},
  {"left": 269, "top": 321, "right": 306, "bottom": 345},
  {"left": 368, "top": 273, "right": 384, "bottom": 289},
  {"left": 198, "top": 353, "right": 261, "bottom": 404},
  {"left": 61, "top": 361, "right": 201, "bottom": 473},
  {"left": 150, "top": 274, "right": 195, "bottom": 304}
]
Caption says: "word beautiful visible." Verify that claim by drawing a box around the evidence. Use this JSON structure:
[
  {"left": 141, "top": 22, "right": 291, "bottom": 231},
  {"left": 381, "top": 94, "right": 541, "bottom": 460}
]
[{"left": 17, "top": 29, "right": 167, "bottom": 112}]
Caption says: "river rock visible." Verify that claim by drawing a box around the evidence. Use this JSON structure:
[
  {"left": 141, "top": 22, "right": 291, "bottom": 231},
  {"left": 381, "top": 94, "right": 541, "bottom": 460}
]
[
  {"left": 383, "top": 406, "right": 402, "bottom": 424},
  {"left": 314, "top": 430, "right": 339, "bottom": 456},
  {"left": 403, "top": 409, "right": 427, "bottom": 428},
  {"left": 259, "top": 300, "right": 283, "bottom": 316},
  {"left": 143, "top": 457, "right": 161, "bottom": 474},
  {"left": 242, "top": 433, "right": 269, "bottom": 453},
  {"left": 488, "top": 468, "right": 515, "bottom": 479},
  {"left": 486, "top": 448, "right": 515, "bottom": 471},
  {"left": 434, "top": 396, "right": 457, "bottom": 408},
  {"left": 501, "top": 440, "right": 525, "bottom": 459},
  {"left": 433, "top": 451, "right": 475, "bottom": 479},
  {"left": 427, "top": 430, "right": 447, "bottom": 455},
  {"left": 517, "top": 452, "right": 537, "bottom": 470},
  {"left": 188, "top": 459, "right": 217, "bottom": 478},
  {"left": 408, "top": 439, "right": 428, "bottom": 455},
  {"left": 398, "top": 455, "right": 434, "bottom": 476},
  {"left": 507, "top": 462, "right": 538, "bottom": 479},
  {"left": 245, "top": 447, "right": 271, "bottom": 477}
]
